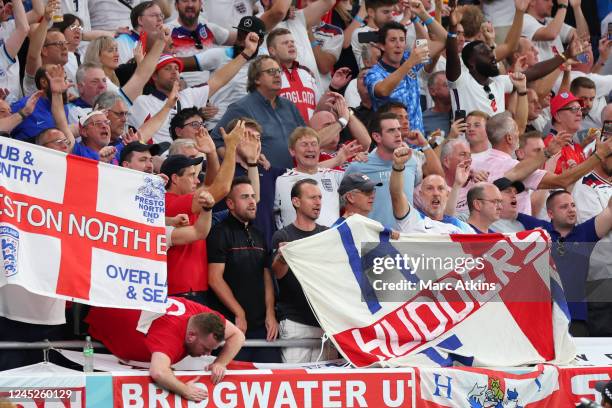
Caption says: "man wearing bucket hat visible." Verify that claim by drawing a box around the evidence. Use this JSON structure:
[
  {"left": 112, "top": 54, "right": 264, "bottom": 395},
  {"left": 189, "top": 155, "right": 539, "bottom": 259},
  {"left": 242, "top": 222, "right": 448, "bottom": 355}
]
[{"left": 544, "top": 91, "right": 586, "bottom": 174}]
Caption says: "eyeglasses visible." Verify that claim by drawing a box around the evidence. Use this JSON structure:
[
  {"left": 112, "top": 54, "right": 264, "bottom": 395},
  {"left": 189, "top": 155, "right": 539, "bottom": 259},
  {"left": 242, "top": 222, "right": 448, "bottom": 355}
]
[
  {"left": 182, "top": 121, "right": 205, "bottom": 129},
  {"left": 143, "top": 12, "right": 164, "bottom": 20},
  {"left": 477, "top": 198, "right": 503, "bottom": 206},
  {"left": 483, "top": 84, "right": 495, "bottom": 102},
  {"left": 108, "top": 110, "right": 129, "bottom": 118},
  {"left": 43, "top": 137, "right": 70, "bottom": 146},
  {"left": 87, "top": 120, "right": 111, "bottom": 127},
  {"left": 558, "top": 106, "right": 581, "bottom": 114},
  {"left": 189, "top": 31, "right": 203, "bottom": 50},
  {"left": 44, "top": 41, "right": 68, "bottom": 48},
  {"left": 68, "top": 24, "right": 83, "bottom": 31},
  {"left": 261, "top": 68, "right": 282, "bottom": 76}
]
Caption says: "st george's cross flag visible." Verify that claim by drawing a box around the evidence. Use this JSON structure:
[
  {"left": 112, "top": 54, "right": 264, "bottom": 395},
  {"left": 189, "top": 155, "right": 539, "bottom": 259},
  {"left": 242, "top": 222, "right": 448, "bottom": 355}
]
[
  {"left": 281, "top": 214, "right": 576, "bottom": 368},
  {"left": 0, "top": 138, "right": 168, "bottom": 312}
]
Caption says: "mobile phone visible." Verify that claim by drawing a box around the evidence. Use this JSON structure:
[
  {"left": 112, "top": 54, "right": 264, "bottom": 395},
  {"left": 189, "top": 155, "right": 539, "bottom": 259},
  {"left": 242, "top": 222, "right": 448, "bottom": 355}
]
[
  {"left": 415, "top": 39, "right": 430, "bottom": 64},
  {"left": 358, "top": 31, "right": 379, "bottom": 44},
  {"left": 454, "top": 110, "right": 466, "bottom": 121},
  {"left": 576, "top": 52, "right": 589, "bottom": 64},
  {"left": 608, "top": 22, "right": 612, "bottom": 41}
]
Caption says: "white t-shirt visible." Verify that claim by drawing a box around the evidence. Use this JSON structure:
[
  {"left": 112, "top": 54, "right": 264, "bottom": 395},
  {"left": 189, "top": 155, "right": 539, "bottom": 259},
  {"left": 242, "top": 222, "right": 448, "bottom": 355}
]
[
  {"left": 198, "top": 48, "right": 250, "bottom": 131},
  {"left": 344, "top": 78, "right": 360, "bottom": 108},
  {"left": 483, "top": 0, "right": 516, "bottom": 28},
  {"left": 0, "top": 285, "right": 66, "bottom": 325},
  {"left": 522, "top": 14, "right": 573, "bottom": 62},
  {"left": 0, "top": 43, "right": 21, "bottom": 105},
  {"left": 202, "top": 0, "right": 256, "bottom": 29},
  {"left": 448, "top": 69, "right": 513, "bottom": 116},
  {"left": 312, "top": 22, "right": 344, "bottom": 92},
  {"left": 274, "top": 168, "right": 344, "bottom": 229},
  {"left": 128, "top": 85, "right": 210, "bottom": 143},
  {"left": 89, "top": 0, "right": 145, "bottom": 31},
  {"left": 394, "top": 206, "right": 426, "bottom": 233},
  {"left": 573, "top": 172, "right": 611, "bottom": 281}
]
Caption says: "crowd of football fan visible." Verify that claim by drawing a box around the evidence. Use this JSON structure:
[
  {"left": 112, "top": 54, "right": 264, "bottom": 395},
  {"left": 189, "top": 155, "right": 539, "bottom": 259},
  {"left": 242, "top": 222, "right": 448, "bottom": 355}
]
[{"left": 0, "top": 0, "right": 611, "bottom": 400}]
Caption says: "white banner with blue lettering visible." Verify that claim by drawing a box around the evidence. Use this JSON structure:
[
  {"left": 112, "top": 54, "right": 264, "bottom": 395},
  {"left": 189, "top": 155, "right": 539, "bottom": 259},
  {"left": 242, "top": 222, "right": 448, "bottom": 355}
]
[
  {"left": 282, "top": 214, "right": 576, "bottom": 367},
  {"left": 0, "top": 138, "right": 168, "bottom": 312}
]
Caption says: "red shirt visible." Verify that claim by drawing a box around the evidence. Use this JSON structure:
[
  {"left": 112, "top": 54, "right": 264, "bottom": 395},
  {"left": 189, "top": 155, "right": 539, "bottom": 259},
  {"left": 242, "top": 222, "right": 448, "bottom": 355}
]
[
  {"left": 86, "top": 297, "right": 224, "bottom": 364},
  {"left": 165, "top": 192, "right": 208, "bottom": 293},
  {"left": 544, "top": 133, "right": 586, "bottom": 175},
  {"left": 278, "top": 62, "right": 317, "bottom": 122}
]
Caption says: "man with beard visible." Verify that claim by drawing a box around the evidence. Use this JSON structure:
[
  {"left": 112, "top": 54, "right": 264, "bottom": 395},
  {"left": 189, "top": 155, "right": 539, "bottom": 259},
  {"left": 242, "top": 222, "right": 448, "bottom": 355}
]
[
  {"left": 570, "top": 76, "right": 612, "bottom": 131},
  {"left": 516, "top": 190, "right": 612, "bottom": 336},
  {"left": 207, "top": 176, "right": 280, "bottom": 363},
  {"left": 271, "top": 179, "right": 336, "bottom": 363},
  {"left": 86, "top": 296, "right": 245, "bottom": 402},
  {"left": 11, "top": 64, "right": 71, "bottom": 142},
  {"left": 445, "top": 3, "right": 575, "bottom": 118},
  {"left": 168, "top": 0, "right": 237, "bottom": 87},
  {"left": 573, "top": 103, "right": 612, "bottom": 336}
]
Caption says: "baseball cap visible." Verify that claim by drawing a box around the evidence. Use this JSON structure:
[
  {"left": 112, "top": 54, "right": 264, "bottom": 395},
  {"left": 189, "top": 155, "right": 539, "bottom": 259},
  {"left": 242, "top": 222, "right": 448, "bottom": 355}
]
[
  {"left": 119, "top": 141, "right": 162, "bottom": 164},
  {"left": 78, "top": 110, "right": 106, "bottom": 127},
  {"left": 155, "top": 54, "right": 184, "bottom": 73},
  {"left": 550, "top": 91, "right": 582, "bottom": 117},
  {"left": 233, "top": 16, "right": 266, "bottom": 39},
  {"left": 160, "top": 154, "right": 204, "bottom": 178},
  {"left": 595, "top": 381, "right": 612, "bottom": 403},
  {"left": 493, "top": 177, "right": 525, "bottom": 194},
  {"left": 338, "top": 173, "right": 383, "bottom": 196}
]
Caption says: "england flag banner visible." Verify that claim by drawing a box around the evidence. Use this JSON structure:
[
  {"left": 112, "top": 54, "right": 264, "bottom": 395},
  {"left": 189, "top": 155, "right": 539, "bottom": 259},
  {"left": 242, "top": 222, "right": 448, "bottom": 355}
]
[
  {"left": 0, "top": 138, "right": 168, "bottom": 312},
  {"left": 281, "top": 214, "right": 576, "bottom": 368}
]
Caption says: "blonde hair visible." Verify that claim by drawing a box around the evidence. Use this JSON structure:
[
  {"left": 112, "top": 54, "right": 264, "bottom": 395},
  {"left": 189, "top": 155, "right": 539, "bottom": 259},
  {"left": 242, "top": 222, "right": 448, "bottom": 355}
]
[
  {"left": 83, "top": 36, "right": 120, "bottom": 86},
  {"left": 288, "top": 127, "right": 320, "bottom": 149}
]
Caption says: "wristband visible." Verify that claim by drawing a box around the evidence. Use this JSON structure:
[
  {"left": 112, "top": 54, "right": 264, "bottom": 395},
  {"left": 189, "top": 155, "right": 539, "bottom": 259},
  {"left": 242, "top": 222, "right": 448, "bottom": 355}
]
[
  {"left": 392, "top": 165, "right": 405, "bottom": 172},
  {"left": 202, "top": 206, "right": 213, "bottom": 212},
  {"left": 411, "top": 16, "right": 421, "bottom": 24},
  {"left": 311, "top": 40, "right": 321, "bottom": 48},
  {"left": 447, "top": 32, "right": 457, "bottom": 39},
  {"left": 18, "top": 110, "right": 27, "bottom": 120},
  {"left": 337, "top": 117, "right": 348, "bottom": 129},
  {"left": 240, "top": 51, "right": 252, "bottom": 60},
  {"left": 517, "top": 91, "right": 527, "bottom": 96},
  {"left": 246, "top": 162, "right": 258, "bottom": 167},
  {"left": 421, "top": 144, "right": 432, "bottom": 151},
  {"left": 354, "top": 15, "right": 365, "bottom": 25},
  {"left": 557, "top": 4, "right": 568, "bottom": 9},
  {"left": 423, "top": 16, "right": 434, "bottom": 26}
]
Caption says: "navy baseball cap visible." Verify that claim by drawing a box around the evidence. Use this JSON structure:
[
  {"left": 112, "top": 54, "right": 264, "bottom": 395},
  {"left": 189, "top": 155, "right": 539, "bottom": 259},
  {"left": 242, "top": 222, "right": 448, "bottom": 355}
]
[
  {"left": 338, "top": 173, "right": 383, "bottom": 196},
  {"left": 119, "top": 141, "right": 162, "bottom": 164},
  {"left": 160, "top": 154, "right": 204, "bottom": 178}
]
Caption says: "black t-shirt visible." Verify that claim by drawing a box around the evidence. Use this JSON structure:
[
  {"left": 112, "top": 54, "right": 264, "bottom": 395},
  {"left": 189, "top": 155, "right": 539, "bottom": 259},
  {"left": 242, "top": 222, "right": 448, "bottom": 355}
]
[
  {"left": 207, "top": 214, "right": 269, "bottom": 329},
  {"left": 272, "top": 223, "right": 328, "bottom": 326},
  {"left": 116, "top": 61, "right": 156, "bottom": 95}
]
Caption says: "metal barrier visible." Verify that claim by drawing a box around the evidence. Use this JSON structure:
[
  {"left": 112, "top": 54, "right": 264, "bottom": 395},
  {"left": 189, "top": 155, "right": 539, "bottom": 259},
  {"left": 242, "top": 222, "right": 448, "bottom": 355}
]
[{"left": 0, "top": 338, "right": 323, "bottom": 349}]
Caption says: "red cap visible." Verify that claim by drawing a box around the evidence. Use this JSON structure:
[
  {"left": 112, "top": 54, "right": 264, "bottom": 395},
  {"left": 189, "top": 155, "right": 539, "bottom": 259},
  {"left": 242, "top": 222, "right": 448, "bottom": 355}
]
[
  {"left": 155, "top": 54, "right": 184, "bottom": 73},
  {"left": 550, "top": 91, "right": 582, "bottom": 117}
]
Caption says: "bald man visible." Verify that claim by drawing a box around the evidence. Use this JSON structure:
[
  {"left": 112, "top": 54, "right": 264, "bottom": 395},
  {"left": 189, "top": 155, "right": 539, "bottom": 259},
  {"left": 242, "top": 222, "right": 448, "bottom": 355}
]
[{"left": 417, "top": 174, "right": 475, "bottom": 233}]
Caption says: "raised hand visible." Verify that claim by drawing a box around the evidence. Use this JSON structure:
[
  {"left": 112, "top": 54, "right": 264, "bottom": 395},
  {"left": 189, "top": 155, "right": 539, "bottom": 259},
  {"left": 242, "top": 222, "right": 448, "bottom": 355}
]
[
  {"left": 407, "top": 43, "right": 429, "bottom": 67},
  {"left": 243, "top": 32, "right": 260, "bottom": 57},
  {"left": 98, "top": 146, "right": 117, "bottom": 163},
  {"left": 133, "top": 42, "right": 144, "bottom": 66},
  {"left": 194, "top": 127, "right": 216, "bottom": 155},
  {"left": 514, "top": 0, "right": 530, "bottom": 12},
  {"left": 123, "top": 127, "right": 141, "bottom": 144},
  {"left": 0, "top": 88, "right": 9, "bottom": 100},
  {"left": 454, "top": 159, "right": 471, "bottom": 187},
  {"left": 200, "top": 104, "right": 219, "bottom": 120},
  {"left": 480, "top": 22, "right": 496, "bottom": 46},
  {"left": 337, "top": 140, "right": 364, "bottom": 163},
  {"left": 23, "top": 91, "right": 44, "bottom": 116},
  {"left": 164, "top": 80, "right": 179, "bottom": 109},
  {"left": 241, "top": 128, "right": 261, "bottom": 163},
  {"left": 45, "top": 64, "right": 70, "bottom": 94},
  {"left": 393, "top": 143, "right": 412, "bottom": 167},
  {"left": 598, "top": 37, "right": 611, "bottom": 61},
  {"left": 332, "top": 95, "right": 350, "bottom": 122},
  {"left": 448, "top": 118, "right": 467, "bottom": 139},
  {"left": 197, "top": 190, "right": 215, "bottom": 210},
  {"left": 509, "top": 71, "right": 527, "bottom": 92},
  {"left": 449, "top": 3, "right": 464, "bottom": 27},
  {"left": 330, "top": 67, "right": 352, "bottom": 91},
  {"left": 220, "top": 120, "right": 244, "bottom": 149},
  {"left": 511, "top": 55, "right": 528, "bottom": 73}
]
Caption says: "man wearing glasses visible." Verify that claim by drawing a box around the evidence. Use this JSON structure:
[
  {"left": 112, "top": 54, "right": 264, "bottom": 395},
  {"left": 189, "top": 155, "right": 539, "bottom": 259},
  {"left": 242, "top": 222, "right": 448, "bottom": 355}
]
[
  {"left": 116, "top": 1, "right": 165, "bottom": 65},
  {"left": 544, "top": 92, "right": 587, "bottom": 174},
  {"left": 71, "top": 110, "right": 118, "bottom": 163},
  {"left": 466, "top": 182, "right": 503, "bottom": 234}
]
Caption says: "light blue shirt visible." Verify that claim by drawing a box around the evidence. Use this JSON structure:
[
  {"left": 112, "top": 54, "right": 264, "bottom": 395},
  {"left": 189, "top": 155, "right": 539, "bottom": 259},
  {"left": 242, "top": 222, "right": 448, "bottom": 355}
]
[{"left": 345, "top": 148, "right": 420, "bottom": 228}]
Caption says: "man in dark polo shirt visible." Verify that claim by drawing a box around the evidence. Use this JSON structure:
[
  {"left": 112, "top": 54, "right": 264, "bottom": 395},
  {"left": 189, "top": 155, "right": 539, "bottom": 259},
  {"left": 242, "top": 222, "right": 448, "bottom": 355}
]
[
  {"left": 207, "top": 176, "right": 280, "bottom": 363},
  {"left": 271, "top": 178, "right": 336, "bottom": 363},
  {"left": 516, "top": 190, "right": 612, "bottom": 337}
]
